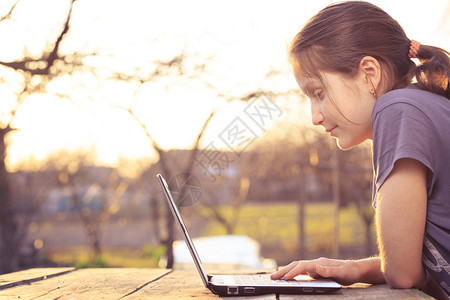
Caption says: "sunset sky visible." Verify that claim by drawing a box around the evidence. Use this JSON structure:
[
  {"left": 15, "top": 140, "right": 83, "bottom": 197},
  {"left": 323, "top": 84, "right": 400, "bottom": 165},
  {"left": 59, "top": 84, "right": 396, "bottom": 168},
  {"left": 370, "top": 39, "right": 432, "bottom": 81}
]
[{"left": 0, "top": 0, "right": 448, "bottom": 174}]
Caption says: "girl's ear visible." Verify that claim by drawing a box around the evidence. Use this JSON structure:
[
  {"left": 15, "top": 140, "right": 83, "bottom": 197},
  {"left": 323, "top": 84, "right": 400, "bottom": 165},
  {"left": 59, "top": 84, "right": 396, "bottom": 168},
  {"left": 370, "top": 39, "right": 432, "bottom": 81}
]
[{"left": 359, "top": 56, "right": 383, "bottom": 92}]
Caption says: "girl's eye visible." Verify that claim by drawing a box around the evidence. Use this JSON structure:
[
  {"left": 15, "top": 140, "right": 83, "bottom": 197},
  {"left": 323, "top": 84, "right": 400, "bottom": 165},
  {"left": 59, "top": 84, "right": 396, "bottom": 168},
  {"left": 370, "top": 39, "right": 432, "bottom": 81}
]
[{"left": 313, "top": 90, "right": 324, "bottom": 101}]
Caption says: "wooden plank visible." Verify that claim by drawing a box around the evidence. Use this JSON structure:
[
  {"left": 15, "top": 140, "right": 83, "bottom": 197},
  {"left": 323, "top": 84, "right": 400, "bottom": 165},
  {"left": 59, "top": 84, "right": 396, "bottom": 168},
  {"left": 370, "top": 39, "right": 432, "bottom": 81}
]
[
  {"left": 0, "top": 268, "right": 434, "bottom": 299},
  {"left": 0, "top": 268, "right": 171, "bottom": 299},
  {"left": 0, "top": 268, "right": 75, "bottom": 290},
  {"left": 130, "top": 269, "right": 275, "bottom": 299},
  {"left": 279, "top": 283, "right": 434, "bottom": 299}
]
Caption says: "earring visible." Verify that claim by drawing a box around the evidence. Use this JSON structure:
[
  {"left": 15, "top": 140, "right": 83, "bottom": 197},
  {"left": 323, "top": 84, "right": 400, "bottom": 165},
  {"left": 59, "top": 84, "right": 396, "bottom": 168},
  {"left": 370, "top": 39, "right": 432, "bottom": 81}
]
[{"left": 370, "top": 88, "right": 377, "bottom": 98}]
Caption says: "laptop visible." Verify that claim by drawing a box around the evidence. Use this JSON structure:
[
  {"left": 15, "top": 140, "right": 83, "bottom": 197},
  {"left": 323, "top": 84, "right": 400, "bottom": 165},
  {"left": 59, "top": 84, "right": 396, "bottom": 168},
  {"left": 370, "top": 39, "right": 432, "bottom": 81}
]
[{"left": 157, "top": 174, "right": 341, "bottom": 296}]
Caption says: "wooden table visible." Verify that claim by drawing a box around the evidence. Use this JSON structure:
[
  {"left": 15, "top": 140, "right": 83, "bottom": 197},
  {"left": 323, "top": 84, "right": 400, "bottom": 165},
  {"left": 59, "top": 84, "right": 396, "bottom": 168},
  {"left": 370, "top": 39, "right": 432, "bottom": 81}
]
[{"left": 0, "top": 267, "right": 434, "bottom": 299}]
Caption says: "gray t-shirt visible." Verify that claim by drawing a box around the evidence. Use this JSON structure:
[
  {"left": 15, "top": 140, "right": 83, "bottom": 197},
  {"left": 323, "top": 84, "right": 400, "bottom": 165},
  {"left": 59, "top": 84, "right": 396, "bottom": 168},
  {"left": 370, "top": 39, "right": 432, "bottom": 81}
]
[{"left": 372, "top": 85, "right": 450, "bottom": 295}]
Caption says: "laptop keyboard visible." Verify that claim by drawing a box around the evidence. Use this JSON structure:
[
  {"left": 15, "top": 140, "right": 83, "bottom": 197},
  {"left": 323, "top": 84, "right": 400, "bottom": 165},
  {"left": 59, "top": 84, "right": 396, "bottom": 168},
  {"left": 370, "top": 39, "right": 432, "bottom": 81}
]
[{"left": 232, "top": 275, "right": 309, "bottom": 286}]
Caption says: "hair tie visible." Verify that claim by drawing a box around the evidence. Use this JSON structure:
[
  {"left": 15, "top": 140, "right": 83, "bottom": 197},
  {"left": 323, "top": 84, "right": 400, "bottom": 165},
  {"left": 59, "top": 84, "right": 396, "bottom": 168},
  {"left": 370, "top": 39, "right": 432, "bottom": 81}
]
[{"left": 409, "top": 40, "right": 421, "bottom": 59}]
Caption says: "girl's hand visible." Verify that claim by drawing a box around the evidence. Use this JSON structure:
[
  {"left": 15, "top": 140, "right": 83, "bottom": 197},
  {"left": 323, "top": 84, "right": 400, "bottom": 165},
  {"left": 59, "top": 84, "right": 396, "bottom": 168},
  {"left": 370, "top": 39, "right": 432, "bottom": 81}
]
[{"left": 270, "top": 257, "right": 363, "bottom": 286}]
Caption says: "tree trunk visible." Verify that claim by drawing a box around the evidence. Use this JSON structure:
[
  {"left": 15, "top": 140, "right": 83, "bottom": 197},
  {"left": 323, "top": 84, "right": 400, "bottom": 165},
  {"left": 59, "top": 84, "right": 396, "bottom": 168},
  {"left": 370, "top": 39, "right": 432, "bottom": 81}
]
[
  {"left": 365, "top": 219, "right": 373, "bottom": 257},
  {"left": 165, "top": 208, "right": 175, "bottom": 268},
  {"left": 68, "top": 179, "right": 103, "bottom": 261},
  {"left": 332, "top": 148, "right": 340, "bottom": 258},
  {"left": 298, "top": 167, "right": 306, "bottom": 259},
  {"left": 0, "top": 126, "right": 18, "bottom": 274},
  {"left": 151, "top": 194, "right": 160, "bottom": 242},
  {"left": 89, "top": 231, "right": 102, "bottom": 260}
]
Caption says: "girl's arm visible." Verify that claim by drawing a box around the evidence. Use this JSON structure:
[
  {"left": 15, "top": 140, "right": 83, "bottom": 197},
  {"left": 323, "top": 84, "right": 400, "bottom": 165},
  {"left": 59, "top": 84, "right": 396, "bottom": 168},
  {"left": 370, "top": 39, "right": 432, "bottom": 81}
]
[
  {"left": 378, "top": 158, "right": 448, "bottom": 299},
  {"left": 376, "top": 158, "right": 427, "bottom": 288}
]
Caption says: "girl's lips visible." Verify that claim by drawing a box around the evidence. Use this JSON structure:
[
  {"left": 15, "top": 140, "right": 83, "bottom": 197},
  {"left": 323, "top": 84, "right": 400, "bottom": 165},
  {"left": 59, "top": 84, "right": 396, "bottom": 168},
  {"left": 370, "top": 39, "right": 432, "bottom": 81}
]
[{"left": 326, "top": 126, "right": 337, "bottom": 133}]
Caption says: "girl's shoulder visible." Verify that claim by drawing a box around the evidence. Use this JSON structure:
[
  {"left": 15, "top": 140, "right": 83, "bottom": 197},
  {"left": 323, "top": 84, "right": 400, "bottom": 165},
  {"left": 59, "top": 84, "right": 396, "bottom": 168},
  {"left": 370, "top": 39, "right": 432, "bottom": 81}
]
[{"left": 374, "top": 85, "right": 450, "bottom": 115}]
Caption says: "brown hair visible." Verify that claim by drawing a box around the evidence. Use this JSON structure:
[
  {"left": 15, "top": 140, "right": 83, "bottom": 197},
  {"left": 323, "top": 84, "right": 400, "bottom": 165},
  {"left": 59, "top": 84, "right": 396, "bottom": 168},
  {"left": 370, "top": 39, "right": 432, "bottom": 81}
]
[{"left": 289, "top": 1, "right": 450, "bottom": 99}]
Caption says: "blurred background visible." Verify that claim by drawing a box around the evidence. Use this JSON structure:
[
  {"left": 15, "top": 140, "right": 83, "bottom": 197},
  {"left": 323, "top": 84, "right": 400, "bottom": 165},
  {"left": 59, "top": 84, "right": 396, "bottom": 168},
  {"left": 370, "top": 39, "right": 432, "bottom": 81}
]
[{"left": 0, "top": 0, "right": 448, "bottom": 274}]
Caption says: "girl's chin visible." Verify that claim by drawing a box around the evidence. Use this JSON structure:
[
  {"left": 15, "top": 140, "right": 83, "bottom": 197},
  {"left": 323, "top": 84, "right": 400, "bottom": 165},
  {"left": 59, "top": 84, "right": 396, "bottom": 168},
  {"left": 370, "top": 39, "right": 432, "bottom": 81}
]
[{"left": 336, "top": 138, "right": 356, "bottom": 151}]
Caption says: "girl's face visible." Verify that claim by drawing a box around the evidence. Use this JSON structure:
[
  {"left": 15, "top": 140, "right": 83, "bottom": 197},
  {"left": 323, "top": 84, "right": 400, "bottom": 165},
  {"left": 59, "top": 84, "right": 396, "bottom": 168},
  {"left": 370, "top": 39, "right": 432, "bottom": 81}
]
[{"left": 296, "top": 71, "right": 376, "bottom": 150}]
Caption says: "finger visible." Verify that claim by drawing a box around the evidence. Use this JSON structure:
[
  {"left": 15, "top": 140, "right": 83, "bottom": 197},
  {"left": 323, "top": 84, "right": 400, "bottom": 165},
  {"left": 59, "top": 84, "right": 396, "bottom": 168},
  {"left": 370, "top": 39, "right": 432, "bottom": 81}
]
[
  {"left": 270, "top": 261, "right": 299, "bottom": 279},
  {"left": 271, "top": 262, "right": 297, "bottom": 279},
  {"left": 283, "top": 262, "right": 313, "bottom": 280}
]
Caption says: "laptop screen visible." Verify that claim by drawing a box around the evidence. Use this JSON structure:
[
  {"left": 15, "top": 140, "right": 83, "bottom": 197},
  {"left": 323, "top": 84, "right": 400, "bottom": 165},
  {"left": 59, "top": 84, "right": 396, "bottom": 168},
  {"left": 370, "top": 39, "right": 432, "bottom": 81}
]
[{"left": 157, "top": 174, "right": 209, "bottom": 287}]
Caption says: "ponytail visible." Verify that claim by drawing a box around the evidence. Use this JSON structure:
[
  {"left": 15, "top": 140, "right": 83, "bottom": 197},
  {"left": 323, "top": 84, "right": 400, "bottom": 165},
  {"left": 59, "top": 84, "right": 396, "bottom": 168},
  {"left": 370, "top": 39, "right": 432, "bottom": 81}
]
[{"left": 415, "top": 45, "right": 450, "bottom": 99}]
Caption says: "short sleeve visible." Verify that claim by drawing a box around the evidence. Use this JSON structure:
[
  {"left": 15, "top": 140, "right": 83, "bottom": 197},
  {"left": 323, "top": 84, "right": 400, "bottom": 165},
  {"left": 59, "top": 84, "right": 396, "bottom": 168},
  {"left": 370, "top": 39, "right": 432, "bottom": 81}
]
[{"left": 372, "top": 102, "right": 439, "bottom": 206}]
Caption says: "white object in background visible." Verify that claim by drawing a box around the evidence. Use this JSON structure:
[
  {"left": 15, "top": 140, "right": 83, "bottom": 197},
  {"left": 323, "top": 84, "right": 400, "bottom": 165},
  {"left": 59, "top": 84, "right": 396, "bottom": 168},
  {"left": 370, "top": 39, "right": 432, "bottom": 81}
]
[{"left": 173, "top": 235, "right": 276, "bottom": 269}]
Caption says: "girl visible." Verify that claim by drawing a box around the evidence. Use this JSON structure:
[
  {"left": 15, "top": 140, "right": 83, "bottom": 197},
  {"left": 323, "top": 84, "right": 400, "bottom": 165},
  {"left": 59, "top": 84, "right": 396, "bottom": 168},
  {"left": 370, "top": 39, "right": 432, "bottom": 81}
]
[{"left": 270, "top": 1, "right": 450, "bottom": 299}]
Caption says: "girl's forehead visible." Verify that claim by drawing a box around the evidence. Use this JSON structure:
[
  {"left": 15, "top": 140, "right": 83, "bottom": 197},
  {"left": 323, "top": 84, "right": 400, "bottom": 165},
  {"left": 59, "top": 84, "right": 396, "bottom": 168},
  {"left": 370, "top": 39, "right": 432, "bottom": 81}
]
[
  {"left": 298, "top": 71, "right": 350, "bottom": 89},
  {"left": 295, "top": 74, "right": 322, "bottom": 92}
]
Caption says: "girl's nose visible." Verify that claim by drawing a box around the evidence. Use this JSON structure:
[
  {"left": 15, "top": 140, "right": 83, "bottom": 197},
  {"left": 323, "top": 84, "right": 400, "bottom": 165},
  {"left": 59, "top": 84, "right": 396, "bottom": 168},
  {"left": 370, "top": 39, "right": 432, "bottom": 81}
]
[{"left": 311, "top": 101, "right": 324, "bottom": 126}]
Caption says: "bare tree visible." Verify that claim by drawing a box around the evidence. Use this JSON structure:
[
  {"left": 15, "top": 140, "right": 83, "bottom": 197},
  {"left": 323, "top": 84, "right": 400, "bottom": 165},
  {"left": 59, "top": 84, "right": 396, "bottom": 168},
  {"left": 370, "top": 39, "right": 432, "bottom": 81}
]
[
  {"left": 123, "top": 102, "right": 215, "bottom": 268},
  {"left": 0, "top": 0, "right": 80, "bottom": 274},
  {"left": 124, "top": 95, "right": 249, "bottom": 268}
]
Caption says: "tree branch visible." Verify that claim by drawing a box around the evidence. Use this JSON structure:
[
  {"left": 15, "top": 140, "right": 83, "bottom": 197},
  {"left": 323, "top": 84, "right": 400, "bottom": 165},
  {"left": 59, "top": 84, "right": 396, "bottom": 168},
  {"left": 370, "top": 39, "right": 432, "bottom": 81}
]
[
  {"left": 0, "top": 0, "right": 77, "bottom": 75},
  {"left": 184, "top": 110, "right": 216, "bottom": 175},
  {"left": 0, "top": 0, "right": 19, "bottom": 22}
]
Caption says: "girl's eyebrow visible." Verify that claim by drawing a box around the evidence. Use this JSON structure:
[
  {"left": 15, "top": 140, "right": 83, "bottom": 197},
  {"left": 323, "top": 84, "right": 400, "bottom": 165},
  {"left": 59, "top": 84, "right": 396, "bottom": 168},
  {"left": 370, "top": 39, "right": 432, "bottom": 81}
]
[
  {"left": 300, "top": 80, "right": 321, "bottom": 96},
  {"left": 299, "top": 81, "right": 312, "bottom": 94}
]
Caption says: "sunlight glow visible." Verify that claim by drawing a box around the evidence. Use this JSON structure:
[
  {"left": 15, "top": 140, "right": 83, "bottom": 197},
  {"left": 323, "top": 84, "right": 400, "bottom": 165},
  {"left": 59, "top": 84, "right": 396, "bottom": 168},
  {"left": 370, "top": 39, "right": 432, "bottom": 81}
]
[{"left": 0, "top": 0, "right": 448, "bottom": 172}]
